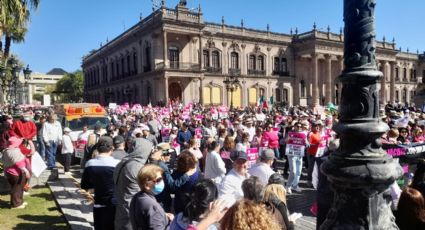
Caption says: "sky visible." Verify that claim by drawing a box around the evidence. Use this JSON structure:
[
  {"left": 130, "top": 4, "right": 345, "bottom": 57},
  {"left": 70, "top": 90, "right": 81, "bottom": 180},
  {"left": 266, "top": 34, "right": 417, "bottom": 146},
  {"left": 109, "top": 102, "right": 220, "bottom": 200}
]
[{"left": 12, "top": 0, "right": 425, "bottom": 73}]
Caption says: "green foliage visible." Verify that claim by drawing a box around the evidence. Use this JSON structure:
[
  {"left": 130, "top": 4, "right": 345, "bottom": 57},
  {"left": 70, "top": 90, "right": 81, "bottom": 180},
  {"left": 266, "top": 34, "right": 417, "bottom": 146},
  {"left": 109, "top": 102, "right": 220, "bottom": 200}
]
[
  {"left": 54, "top": 70, "right": 84, "bottom": 103},
  {"left": 32, "top": 93, "right": 43, "bottom": 102}
]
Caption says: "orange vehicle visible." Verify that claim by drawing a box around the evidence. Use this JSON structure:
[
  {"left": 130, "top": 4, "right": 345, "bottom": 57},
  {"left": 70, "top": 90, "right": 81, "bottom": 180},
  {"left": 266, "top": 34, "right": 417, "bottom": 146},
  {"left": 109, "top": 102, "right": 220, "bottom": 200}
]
[{"left": 54, "top": 103, "right": 110, "bottom": 158}]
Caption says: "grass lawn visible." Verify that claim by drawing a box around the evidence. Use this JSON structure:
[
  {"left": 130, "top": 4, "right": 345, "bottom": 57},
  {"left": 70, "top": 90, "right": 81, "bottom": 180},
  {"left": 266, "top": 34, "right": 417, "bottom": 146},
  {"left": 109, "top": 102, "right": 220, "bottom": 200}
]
[{"left": 0, "top": 185, "right": 69, "bottom": 230}]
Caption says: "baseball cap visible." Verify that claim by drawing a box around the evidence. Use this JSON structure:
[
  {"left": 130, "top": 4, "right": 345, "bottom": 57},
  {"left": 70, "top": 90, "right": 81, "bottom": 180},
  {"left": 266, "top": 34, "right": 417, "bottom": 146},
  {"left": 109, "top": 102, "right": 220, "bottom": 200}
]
[
  {"left": 261, "top": 149, "right": 275, "bottom": 160},
  {"left": 230, "top": 150, "right": 248, "bottom": 161},
  {"left": 113, "top": 135, "right": 125, "bottom": 145}
]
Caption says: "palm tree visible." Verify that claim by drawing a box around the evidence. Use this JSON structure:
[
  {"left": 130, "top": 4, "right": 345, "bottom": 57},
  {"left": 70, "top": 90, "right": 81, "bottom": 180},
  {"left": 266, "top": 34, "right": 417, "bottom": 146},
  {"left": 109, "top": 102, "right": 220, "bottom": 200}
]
[{"left": 0, "top": 0, "right": 40, "bottom": 64}]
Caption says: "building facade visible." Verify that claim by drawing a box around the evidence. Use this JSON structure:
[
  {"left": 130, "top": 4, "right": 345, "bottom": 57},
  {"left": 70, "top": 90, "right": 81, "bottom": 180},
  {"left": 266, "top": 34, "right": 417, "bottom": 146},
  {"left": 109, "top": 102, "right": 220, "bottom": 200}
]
[
  {"left": 25, "top": 68, "right": 67, "bottom": 105},
  {"left": 82, "top": 2, "right": 425, "bottom": 107}
]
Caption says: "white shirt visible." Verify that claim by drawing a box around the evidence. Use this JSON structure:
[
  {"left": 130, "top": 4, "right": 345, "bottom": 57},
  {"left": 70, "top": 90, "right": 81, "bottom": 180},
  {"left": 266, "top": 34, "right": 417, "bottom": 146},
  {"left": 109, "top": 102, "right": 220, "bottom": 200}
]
[
  {"left": 61, "top": 134, "right": 74, "bottom": 154},
  {"left": 243, "top": 126, "right": 256, "bottom": 142},
  {"left": 219, "top": 169, "right": 250, "bottom": 203},
  {"left": 42, "top": 121, "right": 62, "bottom": 143},
  {"left": 248, "top": 162, "right": 275, "bottom": 186},
  {"left": 78, "top": 131, "right": 90, "bottom": 142},
  {"left": 255, "top": 113, "right": 266, "bottom": 122},
  {"left": 204, "top": 151, "right": 226, "bottom": 185}
]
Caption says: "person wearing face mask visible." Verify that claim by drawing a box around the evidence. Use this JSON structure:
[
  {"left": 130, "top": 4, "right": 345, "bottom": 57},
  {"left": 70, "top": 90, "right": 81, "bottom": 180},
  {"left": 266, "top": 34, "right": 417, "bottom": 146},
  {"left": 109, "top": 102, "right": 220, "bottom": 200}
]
[
  {"left": 11, "top": 111, "right": 37, "bottom": 141},
  {"left": 130, "top": 164, "right": 174, "bottom": 230}
]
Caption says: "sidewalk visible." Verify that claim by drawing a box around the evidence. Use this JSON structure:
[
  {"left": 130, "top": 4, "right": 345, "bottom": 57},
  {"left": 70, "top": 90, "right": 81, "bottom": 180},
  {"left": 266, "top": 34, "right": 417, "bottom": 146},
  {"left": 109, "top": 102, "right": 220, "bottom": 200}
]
[{"left": 49, "top": 165, "right": 317, "bottom": 230}]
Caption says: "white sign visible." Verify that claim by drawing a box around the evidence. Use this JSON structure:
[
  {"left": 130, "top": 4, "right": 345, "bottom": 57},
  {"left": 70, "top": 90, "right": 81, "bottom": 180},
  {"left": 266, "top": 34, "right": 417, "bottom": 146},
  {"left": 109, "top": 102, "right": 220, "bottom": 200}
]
[
  {"left": 31, "top": 152, "right": 47, "bottom": 177},
  {"left": 43, "top": 95, "right": 51, "bottom": 106}
]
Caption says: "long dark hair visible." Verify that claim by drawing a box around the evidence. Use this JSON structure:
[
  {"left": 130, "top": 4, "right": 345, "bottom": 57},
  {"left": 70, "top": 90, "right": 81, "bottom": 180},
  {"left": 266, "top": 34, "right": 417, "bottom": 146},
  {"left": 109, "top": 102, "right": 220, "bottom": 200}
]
[{"left": 183, "top": 179, "right": 218, "bottom": 222}]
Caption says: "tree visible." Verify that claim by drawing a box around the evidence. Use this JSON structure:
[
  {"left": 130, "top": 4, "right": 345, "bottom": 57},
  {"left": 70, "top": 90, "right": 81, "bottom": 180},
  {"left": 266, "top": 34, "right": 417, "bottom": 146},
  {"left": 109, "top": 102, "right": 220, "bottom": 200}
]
[
  {"left": 32, "top": 92, "right": 42, "bottom": 101},
  {"left": 54, "top": 70, "right": 84, "bottom": 103}
]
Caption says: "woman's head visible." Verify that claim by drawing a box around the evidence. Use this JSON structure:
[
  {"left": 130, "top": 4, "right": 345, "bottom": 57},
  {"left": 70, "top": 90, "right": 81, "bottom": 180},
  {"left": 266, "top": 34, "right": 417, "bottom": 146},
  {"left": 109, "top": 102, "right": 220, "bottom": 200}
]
[
  {"left": 223, "top": 136, "right": 235, "bottom": 151},
  {"left": 137, "top": 164, "right": 164, "bottom": 192},
  {"left": 242, "top": 132, "right": 250, "bottom": 142},
  {"left": 413, "top": 128, "right": 423, "bottom": 137},
  {"left": 189, "top": 138, "right": 197, "bottom": 148},
  {"left": 208, "top": 140, "right": 220, "bottom": 152},
  {"left": 177, "top": 150, "right": 197, "bottom": 172},
  {"left": 218, "top": 128, "right": 228, "bottom": 138},
  {"left": 397, "top": 187, "right": 425, "bottom": 222},
  {"left": 387, "top": 128, "right": 399, "bottom": 139},
  {"left": 263, "top": 184, "right": 287, "bottom": 204},
  {"left": 220, "top": 200, "right": 281, "bottom": 230},
  {"left": 242, "top": 176, "right": 264, "bottom": 203},
  {"left": 183, "top": 179, "right": 218, "bottom": 222}
]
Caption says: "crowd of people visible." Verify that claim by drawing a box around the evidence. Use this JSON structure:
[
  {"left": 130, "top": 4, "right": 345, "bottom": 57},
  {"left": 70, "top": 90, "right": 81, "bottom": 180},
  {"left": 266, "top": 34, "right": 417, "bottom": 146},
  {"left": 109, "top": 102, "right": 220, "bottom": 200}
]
[{"left": 1, "top": 102, "right": 425, "bottom": 229}]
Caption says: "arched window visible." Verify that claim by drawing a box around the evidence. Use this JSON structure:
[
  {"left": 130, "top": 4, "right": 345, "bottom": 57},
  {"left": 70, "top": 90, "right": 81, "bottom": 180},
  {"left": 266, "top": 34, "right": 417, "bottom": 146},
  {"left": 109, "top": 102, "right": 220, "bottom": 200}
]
[
  {"left": 249, "top": 55, "right": 256, "bottom": 70},
  {"left": 283, "top": 88, "right": 288, "bottom": 102},
  {"left": 145, "top": 46, "right": 151, "bottom": 72},
  {"left": 403, "top": 68, "right": 407, "bottom": 81},
  {"left": 300, "top": 80, "right": 306, "bottom": 98},
  {"left": 395, "top": 68, "right": 399, "bottom": 81},
  {"left": 133, "top": 52, "right": 138, "bottom": 74},
  {"left": 203, "top": 50, "right": 209, "bottom": 68},
  {"left": 403, "top": 88, "right": 407, "bottom": 103},
  {"left": 230, "top": 52, "right": 239, "bottom": 69},
  {"left": 257, "top": 56, "right": 264, "bottom": 71},
  {"left": 275, "top": 88, "right": 281, "bottom": 102},
  {"left": 169, "top": 46, "right": 179, "bottom": 68},
  {"left": 395, "top": 90, "right": 400, "bottom": 102},
  {"left": 212, "top": 51, "right": 220, "bottom": 68},
  {"left": 281, "top": 58, "right": 287, "bottom": 72}
]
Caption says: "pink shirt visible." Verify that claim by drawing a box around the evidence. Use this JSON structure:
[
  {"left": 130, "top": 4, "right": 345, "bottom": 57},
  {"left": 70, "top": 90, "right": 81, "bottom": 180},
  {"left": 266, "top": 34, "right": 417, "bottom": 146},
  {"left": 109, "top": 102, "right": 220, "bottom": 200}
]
[
  {"left": 5, "top": 158, "right": 27, "bottom": 176},
  {"left": 261, "top": 131, "right": 280, "bottom": 148}
]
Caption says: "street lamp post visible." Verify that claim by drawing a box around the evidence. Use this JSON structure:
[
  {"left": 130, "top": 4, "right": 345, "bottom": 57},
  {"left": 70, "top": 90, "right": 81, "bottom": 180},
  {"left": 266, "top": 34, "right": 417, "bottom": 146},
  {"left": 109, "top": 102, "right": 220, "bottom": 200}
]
[
  {"left": 223, "top": 74, "right": 239, "bottom": 109},
  {"left": 321, "top": 0, "right": 402, "bottom": 229},
  {"left": 0, "top": 58, "right": 31, "bottom": 108}
]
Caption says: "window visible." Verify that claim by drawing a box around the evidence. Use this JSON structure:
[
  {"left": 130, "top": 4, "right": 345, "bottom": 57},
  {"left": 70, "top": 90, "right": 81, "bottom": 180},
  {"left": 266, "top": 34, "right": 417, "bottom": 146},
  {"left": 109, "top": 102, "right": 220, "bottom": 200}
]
[
  {"left": 275, "top": 88, "right": 281, "bottom": 102},
  {"left": 203, "top": 50, "right": 209, "bottom": 67},
  {"left": 281, "top": 58, "right": 287, "bottom": 72},
  {"left": 203, "top": 87, "right": 211, "bottom": 104},
  {"left": 395, "top": 90, "right": 400, "bottom": 102},
  {"left": 300, "top": 80, "right": 306, "bottom": 98},
  {"left": 248, "top": 88, "right": 257, "bottom": 105},
  {"left": 403, "top": 68, "right": 407, "bottom": 81},
  {"left": 212, "top": 51, "right": 220, "bottom": 68},
  {"left": 133, "top": 52, "right": 138, "bottom": 74},
  {"left": 402, "top": 88, "right": 407, "bottom": 102},
  {"left": 169, "top": 46, "right": 179, "bottom": 68},
  {"left": 274, "top": 57, "right": 280, "bottom": 72},
  {"left": 211, "top": 87, "right": 221, "bottom": 105},
  {"left": 127, "top": 55, "right": 131, "bottom": 76},
  {"left": 273, "top": 57, "right": 288, "bottom": 76},
  {"left": 283, "top": 88, "right": 288, "bottom": 102},
  {"left": 249, "top": 55, "right": 256, "bottom": 70},
  {"left": 230, "top": 52, "right": 239, "bottom": 69},
  {"left": 257, "top": 56, "right": 264, "bottom": 71},
  {"left": 145, "top": 46, "right": 151, "bottom": 72},
  {"left": 395, "top": 68, "right": 399, "bottom": 81}
]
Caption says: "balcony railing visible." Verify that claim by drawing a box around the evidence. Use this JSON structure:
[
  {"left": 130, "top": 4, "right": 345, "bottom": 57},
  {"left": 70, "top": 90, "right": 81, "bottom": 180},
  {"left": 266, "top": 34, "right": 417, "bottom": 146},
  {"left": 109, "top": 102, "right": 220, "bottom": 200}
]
[
  {"left": 228, "top": 68, "right": 241, "bottom": 76},
  {"left": 272, "top": 70, "right": 291, "bottom": 77},
  {"left": 248, "top": 69, "right": 266, "bottom": 76},
  {"left": 156, "top": 61, "right": 200, "bottom": 71},
  {"left": 205, "top": 66, "right": 222, "bottom": 73}
]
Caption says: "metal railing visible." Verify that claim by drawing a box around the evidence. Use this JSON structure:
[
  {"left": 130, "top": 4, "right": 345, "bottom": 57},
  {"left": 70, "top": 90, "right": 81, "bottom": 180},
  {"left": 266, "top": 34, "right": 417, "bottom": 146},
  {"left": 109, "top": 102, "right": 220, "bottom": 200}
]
[
  {"left": 206, "top": 66, "right": 222, "bottom": 73},
  {"left": 156, "top": 62, "right": 200, "bottom": 71},
  {"left": 228, "top": 68, "right": 241, "bottom": 76},
  {"left": 248, "top": 69, "right": 266, "bottom": 75}
]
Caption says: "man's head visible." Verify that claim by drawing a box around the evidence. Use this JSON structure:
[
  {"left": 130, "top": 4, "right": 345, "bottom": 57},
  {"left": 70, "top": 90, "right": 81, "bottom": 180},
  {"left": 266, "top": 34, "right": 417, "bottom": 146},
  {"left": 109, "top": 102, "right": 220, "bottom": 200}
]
[
  {"left": 48, "top": 114, "right": 57, "bottom": 123},
  {"left": 260, "top": 149, "right": 275, "bottom": 166},
  {"left": 113, "top": 135, "right": 125, "bottom": 149},
  {"left": 140, "top": 124, "right": 150, "bottom": 136},
  {"left": 96, "top": 136, "right": 114, "bottom": 154},
  {"left": 82, "top": 125, "right": 88, "bottom": 132},
  {"left": 230, "top": 150, "right": 249, "bottom": 176}
]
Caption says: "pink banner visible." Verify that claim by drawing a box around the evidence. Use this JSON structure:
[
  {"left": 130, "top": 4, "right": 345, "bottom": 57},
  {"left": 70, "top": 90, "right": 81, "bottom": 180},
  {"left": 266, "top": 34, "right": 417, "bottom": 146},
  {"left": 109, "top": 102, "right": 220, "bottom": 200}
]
[
  {"left": 195, "top": 128, "right": 202, "bottom": 139},
  {"left": 161, "top": 128, "right": 171, "bottom": 142},
  {"left": 287, "top": 132, "right": 307, "bottom": 146},
  {"left": 246, "top": 148, "right": 259, "bottom": 168}
]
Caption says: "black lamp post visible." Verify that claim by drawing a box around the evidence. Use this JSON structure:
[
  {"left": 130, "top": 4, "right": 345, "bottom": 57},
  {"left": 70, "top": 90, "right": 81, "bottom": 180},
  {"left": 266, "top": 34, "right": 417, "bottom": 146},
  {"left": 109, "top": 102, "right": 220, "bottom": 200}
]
[
  {"left": 223, "top": 74, "right": 239, "bottom": 109},
  {"left": 321, "top": 0, "right": 402, "bottom": 229},
  {"left": 22, "top": 65, "right": 32, "bottom": 104},
  {"left": 0, "top": 58, "right": 31, "bottom": 107}
]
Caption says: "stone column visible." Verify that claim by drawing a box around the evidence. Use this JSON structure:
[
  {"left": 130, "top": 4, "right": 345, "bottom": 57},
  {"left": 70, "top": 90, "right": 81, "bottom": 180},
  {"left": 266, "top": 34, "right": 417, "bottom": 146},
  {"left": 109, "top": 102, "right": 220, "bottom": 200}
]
[
  {"left": 199, "top": 34, "right": 203, "bottom": 70},
  {"left": 321, "top": 1, "right": 402, "bottom": 229},
  {"left": 390, "top": 62, "right": 396, "bottom": 103},
  {"left": 325, "top": 54, "right": 332, "bottom": 104},
  {"left": 222, "top": 42, "right": 228, "bottom": 74},
  {"left": 380, "top": 61, "right": 387, "bottom": 104},
  {"left": 241, "top": 44, "right": 246, "bottom": 75},
  {"left": 163, "top": 30, "right": 168, "bottom": 68},
  {"left": 312, "top": 53, "right": 319, "bottom": 106},
  {"left": 199, "top": 77, "right": 203, "bottom": 104},
  {"left": 164, "top": 75, "right": 169, "bottom": 104}
]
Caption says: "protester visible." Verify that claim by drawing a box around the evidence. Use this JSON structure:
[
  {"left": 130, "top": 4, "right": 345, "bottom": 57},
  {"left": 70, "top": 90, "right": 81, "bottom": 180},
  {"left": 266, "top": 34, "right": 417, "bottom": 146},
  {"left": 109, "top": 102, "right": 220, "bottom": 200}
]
[
  {"left": 204, "top": 141, "right": 226, "bottom": 186},
  {"left": 172, "top": 150, "right": 201, "bottom": 214},
  {"left": 42, "top": 114, "right": 63, "bottom": 169},
  {"left": 220, "top": 200, "right": 281, "bottom": 230},
  {"left": 242, "top": 176, "right": 264, "bottom": 203},
  {"left": 112, "top": 135, "right": 127, "bottom": 160},
  {"left": 263, "top": 183, "right": 293, "bottom": 230},
  {"left": 248, "top": 148, "right": 275, "bottom": 186},
  {"left": 306, "top": 120, "right": 322, "bottom": 187},
  {"left": 34, "top": 114, "right": 46, "bottom": 159},
  {"left": 113, "top": 138, "right": 154, "bottom": 230},
  {"left": 61, "top": 127, "right": 74, "bottom": 173},
  {"left": 177, "top": 122, "right": 192, "bottom": 150},
  {"left": 395, "top": 187, "right": 425, "bottom": 229},
  {"left": 219, "top": 150, "right": 250, "bottom": 203},
  {"left": 2, "top": 136, "right": 31, "bottom": 209},
  {"left": 130, "top": 164, "right": 174, "bottom": 230},
  {"left": 81, "top": 136, "right": 119, "bottom": 230},
  {"left": 262, "top": 123, "right": 280, "bottom": 159}
]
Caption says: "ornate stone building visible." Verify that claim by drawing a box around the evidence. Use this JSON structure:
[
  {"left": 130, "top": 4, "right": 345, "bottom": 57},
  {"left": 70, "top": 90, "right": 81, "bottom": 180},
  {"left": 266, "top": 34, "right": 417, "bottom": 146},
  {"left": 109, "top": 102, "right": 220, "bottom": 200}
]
[{"left": 82, "top": 2, "right": 424, "bottom": 107}]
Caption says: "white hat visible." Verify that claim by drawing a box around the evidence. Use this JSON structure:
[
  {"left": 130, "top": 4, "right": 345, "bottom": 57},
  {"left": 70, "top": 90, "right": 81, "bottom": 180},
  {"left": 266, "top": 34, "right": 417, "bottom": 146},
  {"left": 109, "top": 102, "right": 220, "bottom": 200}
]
[
  {"left": 139, "top": 124, "right": 150, "bottom": 131},
  {"left": 64, "top": 127, "right": 72, "bottom": 133}
]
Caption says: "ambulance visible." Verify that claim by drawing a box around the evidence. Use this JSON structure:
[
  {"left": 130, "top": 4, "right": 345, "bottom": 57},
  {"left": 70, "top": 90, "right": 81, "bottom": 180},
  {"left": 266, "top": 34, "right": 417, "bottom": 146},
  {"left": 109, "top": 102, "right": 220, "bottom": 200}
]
[{"left": 54, "top": 103, "right": 110, "bottom": 158}]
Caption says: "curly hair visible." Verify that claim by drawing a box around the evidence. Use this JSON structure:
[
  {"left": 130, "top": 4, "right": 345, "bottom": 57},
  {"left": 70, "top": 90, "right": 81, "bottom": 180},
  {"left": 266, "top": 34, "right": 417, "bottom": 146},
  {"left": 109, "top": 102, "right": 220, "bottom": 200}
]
[{"left": 220, "top": 200, "right": 282, "bottom": 230}]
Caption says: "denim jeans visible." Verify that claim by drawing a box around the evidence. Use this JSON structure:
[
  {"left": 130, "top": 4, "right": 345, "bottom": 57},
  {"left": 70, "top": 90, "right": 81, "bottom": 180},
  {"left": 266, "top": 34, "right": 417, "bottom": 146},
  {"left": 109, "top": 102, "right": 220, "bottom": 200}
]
[
  {"left": 287, "top": 155, "right": 303, "bottom": 189},
  {"left": 37, "top": 137, "right": 45, "bottom": 159},
  {"left": 273, "top": 148, "right": 280, "bottom": 159},
  {"left": 307, "top": 154, "right": 316, "bottom": 182},
  {"left": 45, "top": 141, "right": 58, "bottom": 169}
]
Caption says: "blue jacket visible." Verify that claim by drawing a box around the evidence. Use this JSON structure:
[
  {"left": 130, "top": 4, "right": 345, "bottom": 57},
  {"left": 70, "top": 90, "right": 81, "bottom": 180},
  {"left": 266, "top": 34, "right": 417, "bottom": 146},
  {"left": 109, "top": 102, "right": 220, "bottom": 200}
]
[{"left": 177, "top": 130, "right": 192, "bottom": 149}]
